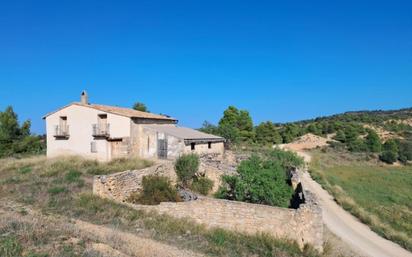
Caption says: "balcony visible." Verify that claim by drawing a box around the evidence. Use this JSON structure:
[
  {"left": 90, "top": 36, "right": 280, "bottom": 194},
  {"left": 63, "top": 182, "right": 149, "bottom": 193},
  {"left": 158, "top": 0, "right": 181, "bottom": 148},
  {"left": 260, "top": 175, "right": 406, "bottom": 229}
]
[
  {"left": 54, "top": 125, "right": 69, "bottom": 139},
  {"left": 92, "top": 123, "right": 110, "bottom": 138}
]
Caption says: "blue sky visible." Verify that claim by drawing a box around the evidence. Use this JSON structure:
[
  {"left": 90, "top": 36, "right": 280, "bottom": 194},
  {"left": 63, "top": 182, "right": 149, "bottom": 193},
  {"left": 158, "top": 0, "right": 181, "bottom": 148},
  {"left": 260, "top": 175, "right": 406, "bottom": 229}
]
[{"left": 0, "top": 0, "right": 411, "bottom": 134}]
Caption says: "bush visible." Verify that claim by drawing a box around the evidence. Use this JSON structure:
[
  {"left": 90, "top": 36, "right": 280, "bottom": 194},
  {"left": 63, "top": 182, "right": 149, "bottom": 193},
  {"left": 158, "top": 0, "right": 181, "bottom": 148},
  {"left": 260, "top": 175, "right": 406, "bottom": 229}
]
[
  {"left": 398, "top": 140, "right": 412, "bottom": 163},
  {"left": 47, "top": 186, "right": 67, "bottom": 195},
  {"left": 365, "top": 130, "right": 382, "bottom": 152},
  {"left": 0, "top": 236, "right": 23, "bottom": 257},
  {"left": 216, "top": 155, "right": 293, "bottom": 208},
  {"left": 65, "top": 170, "right": 82, "bottom": 183},
  {"left": 266, "top": 148, "right": 304, "bottom": 169},
  {"left": 174, "top": 154, "right": 200, "bottom": 186},
  {"left": 380, "top": 151, "right": 398, "bottom": 164},
  {"left": 380, "top": 139, "right": 399, "bottom": 164},
  {"left": 127, "top": 175, "right": 181, "bottom": 205},
  {"left": 190, "top": 176, "right": 214, "bottom": 195}
]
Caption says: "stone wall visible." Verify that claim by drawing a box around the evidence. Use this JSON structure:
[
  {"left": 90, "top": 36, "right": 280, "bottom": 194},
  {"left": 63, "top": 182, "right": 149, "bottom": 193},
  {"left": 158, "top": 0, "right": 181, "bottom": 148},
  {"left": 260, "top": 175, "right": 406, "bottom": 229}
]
[
  {"left": 93, "top": 162, "right": 176, "bottom": 202},
  {"left": 93, "top": 165, "right": 323, "bottom": 252},
  {"left": 126, "top": 196, "right": 322, "bottom": 251}
]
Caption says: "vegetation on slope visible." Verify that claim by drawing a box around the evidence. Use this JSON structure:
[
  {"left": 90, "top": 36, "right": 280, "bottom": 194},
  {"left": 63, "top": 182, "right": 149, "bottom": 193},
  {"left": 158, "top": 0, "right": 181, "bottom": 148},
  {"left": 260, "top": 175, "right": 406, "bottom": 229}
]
[
  {"left": 0, "top": 106, "right": 45, "bottom": 157},
  {"left": 216, "top": 149, "right": 303, "bottom": 208},
  {"left": 0, "top": 156, "right": 321, "bottom": 257},
  {"left": 201, "top": 106, "right": 412, "bottom": 164},
  {"left": 309, "top": 149, "right": 412, "bottom": 251}
]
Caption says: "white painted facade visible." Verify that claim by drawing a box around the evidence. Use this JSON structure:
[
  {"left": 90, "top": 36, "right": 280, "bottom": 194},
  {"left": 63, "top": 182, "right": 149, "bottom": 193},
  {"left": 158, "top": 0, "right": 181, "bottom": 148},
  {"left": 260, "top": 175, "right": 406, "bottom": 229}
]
[
  {"left": 45, "top": 104, "right": 131, "bottom": 161},
  {"left": 44, "top": 94, "right": 225, "bottom": 161}
]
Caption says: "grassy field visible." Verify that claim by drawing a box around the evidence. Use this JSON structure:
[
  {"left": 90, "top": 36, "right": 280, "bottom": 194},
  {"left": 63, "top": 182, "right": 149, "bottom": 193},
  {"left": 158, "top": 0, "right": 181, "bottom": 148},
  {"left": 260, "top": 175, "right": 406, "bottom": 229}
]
[
  {"left": 309, "top": 149, "right": 412, "bottom": 251},
  {"left": 0, "top": 155, "right": 324, "bottom": 257}
]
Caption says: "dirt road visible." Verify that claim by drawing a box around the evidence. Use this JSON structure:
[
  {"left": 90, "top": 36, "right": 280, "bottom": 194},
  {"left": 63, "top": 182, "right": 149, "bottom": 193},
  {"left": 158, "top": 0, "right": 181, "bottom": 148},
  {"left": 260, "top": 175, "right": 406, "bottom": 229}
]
[{"left": 297, "top": 151, "right": 412, "bottom": 257}]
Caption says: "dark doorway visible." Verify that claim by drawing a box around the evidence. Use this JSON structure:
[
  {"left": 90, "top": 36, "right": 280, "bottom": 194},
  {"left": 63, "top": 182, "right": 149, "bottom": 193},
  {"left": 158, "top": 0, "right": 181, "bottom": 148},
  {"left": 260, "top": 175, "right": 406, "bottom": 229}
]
[{"left": 157, "top": 139, "right": 168, "bottom": 159}]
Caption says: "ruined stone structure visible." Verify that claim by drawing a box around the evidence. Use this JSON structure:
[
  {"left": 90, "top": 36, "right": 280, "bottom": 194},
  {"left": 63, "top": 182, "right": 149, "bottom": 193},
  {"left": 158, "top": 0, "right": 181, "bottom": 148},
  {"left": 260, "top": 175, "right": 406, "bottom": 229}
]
[{"left": 93, "top": 162, "right": 324, "bottom": 252}]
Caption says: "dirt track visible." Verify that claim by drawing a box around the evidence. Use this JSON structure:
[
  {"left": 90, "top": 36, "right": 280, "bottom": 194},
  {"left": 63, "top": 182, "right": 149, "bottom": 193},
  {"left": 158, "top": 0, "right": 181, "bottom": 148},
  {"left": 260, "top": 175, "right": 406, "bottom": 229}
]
[{"left": 297, "top": 151, "right": 412, "bottom": 257}]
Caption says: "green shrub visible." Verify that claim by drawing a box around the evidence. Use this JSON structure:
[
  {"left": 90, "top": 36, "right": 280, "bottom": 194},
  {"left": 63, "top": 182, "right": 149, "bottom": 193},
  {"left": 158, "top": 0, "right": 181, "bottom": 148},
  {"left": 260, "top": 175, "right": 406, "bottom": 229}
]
[
  {"left": 365, "top": 130, "right": 382, "bottom": 152},
  {"left": 398, "top": 140, "right": 412, "bottom": 163},
  {"left": 127, "top": 175, "right": 181, "bottom": 205},
  {"left": 174, "top": 154, "right": 199, "bottom": 186},
  {"left": 216, "top": 155, "right": 293, "bottom": 208},
  {"left": 47, "top": 186, "right": 67, "bottom": 195},
  {"left": 380, "top": 139, "right": 399, "bottom": 164},
  {"left": 0, "top": 236, "right": 23, "bottom": 257},
  {"left": 348, "top": 139, "right": 367, "bottom": 152},
  {"left": 380, "top": 151, "right": 398, "bottom": 164},
  {"left": 64, "top": 170, "right": 81, "bottom": 183},
  {"left": 265, "top": 148, "right": 304, "bottom": 169},
  {"left": 18, "top": 166, "right": 32, "bottom": 174},
  {"left": 190, "top": 176, "right": 214, "bottom": 195}
]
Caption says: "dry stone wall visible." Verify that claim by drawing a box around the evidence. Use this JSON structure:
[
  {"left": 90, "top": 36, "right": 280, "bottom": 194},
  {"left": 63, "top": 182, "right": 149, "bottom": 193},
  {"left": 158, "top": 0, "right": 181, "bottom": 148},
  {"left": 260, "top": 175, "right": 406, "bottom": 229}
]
[
  {"left": 93, "top": 163, "right": 323, "bottom": 252},
  {"left": 93, "top": 162, "right": 176, "bottom": 202}
]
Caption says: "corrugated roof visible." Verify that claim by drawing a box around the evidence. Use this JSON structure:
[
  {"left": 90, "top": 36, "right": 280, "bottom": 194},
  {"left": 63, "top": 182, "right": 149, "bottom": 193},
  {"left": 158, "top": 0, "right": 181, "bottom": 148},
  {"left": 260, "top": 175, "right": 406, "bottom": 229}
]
[
  {"left": 143, "top": 124, "right": 225, "bottom": 141},
  {"left": 43, "top": 102, "right": 177, "bottom": 121}
]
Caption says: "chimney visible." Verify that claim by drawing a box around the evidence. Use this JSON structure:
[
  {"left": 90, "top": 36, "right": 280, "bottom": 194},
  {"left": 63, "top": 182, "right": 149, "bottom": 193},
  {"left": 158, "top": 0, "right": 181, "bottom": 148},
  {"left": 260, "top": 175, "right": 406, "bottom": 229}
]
[{"left": 80, "top": 90, "right": 89, "bottom": 104}]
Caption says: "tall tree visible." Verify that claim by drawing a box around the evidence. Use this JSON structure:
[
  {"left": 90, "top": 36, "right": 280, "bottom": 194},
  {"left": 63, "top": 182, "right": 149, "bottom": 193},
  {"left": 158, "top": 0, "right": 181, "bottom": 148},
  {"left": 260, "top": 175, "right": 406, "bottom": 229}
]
[
  {"left": 132, "top": 102, "right": 149, "bottom": 112},
  {"left": 0, "top": 106, "right": 21, "bottom": 141},
  {"left": 0, "top": 106, "right": 44, "bottom": 157},
  {"left": 199, "top": 121, "right": 219, "bottom": 135},
  {"left": 255, "top": 121, "right": 282, "bottom": 145},
  {"left": 218, "top": 106, "right": 253, "bottom": 144}
]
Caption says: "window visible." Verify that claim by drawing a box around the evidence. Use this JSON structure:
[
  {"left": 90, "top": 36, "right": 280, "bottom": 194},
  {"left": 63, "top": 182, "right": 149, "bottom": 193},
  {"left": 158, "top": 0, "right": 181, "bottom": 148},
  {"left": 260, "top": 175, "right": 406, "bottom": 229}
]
[
  {"left": 208, "top": 142, "right": 212, "bottom": 149},
  {"left": 91, "top": 141, "right": 97, "bottom": 153},
  {"left": 59, "top": 116, "right": 67, "bottom": 128},
  {"left": 191, "top": 142, "right": 196, "bottom": 151},
  {"left": 98, "top": 114, "right": 107, "bottom": 121},
  {"left": 147, "top": 137, "right": 150, "bottom": 152}
]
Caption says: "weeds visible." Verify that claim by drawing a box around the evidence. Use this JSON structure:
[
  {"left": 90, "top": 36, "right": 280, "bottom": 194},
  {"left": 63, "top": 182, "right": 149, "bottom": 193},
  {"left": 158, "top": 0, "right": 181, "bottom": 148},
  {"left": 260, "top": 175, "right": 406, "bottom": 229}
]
[
  {"left": 310, "top": 149, "right": 412, "bottom": 251},
  {"left": 48, "top": 186, "right": 67, "bottom": 195},
  {"left": 0, "top": 235, "right": 22, "bottom": 257},
  {"left": 0, "top": 155, "right": 321, "bottom": 257}
]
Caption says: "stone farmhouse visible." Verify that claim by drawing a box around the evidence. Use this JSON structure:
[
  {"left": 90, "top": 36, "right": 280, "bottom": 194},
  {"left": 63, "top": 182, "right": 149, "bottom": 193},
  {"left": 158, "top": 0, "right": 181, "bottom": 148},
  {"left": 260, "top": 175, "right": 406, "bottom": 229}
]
[{"left": 43, "top": 91, "right": 225, "bottom": 161}]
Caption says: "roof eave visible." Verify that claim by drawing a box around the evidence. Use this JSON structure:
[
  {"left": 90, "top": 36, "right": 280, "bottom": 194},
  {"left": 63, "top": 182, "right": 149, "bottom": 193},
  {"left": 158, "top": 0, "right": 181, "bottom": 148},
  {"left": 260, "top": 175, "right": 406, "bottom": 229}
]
[{"left": 184, "top": 138, "right": 226, "bottom": 144}]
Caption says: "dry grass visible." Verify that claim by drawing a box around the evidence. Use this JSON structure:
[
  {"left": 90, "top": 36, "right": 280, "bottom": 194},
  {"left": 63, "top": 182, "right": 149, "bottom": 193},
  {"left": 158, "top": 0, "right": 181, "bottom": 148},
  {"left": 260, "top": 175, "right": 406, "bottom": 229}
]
[
  {"left": 309, "top": 149, "right": 412, "bottom": 251},
  {"left": 0, "top": 212, "right": 89, "bottom": 257},
  {"left": 0, "top": 155, "right": 328, "bottom": 257}
]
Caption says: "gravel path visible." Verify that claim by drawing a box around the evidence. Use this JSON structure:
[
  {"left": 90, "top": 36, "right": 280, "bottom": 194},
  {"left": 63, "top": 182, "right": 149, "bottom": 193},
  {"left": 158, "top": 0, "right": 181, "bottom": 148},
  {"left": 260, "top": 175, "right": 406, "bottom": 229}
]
[{"left": 297, "top": 151, "right": 412, "bottom": 257}]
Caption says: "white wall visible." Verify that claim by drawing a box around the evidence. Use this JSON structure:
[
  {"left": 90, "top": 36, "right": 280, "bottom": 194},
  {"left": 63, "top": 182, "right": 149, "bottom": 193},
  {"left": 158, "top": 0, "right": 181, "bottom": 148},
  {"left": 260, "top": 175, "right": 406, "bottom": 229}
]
[{"left": 45, "top": 104, "right": 131, "bottom": 161}]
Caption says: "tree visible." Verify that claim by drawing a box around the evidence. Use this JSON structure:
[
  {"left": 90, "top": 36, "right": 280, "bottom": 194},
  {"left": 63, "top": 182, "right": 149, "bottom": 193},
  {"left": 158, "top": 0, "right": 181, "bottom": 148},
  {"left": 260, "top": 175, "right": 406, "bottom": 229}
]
[
  {"left": 198, "top": 121, "right": 219, "bottom": 135},
  {"left": 306, "top": 123, "right": 321, "bottom": 135},
  {"left": 365, "top": 130, "right": 382, "bottom": 153},
  {"left": 0, "top": 106, "right": 20, "bottom": 141},
  {"left": 255, "top": 122, "right": 282, "bottom": 145},
  {"left": 132, "top": 102, "right": 149, "bottom": 112},
  {"left": 216, "top": 155, "right": 294, "bottom": 208},
  {"left": 383, "top": 139, "right": 399, "bottom": 153},
  {"left": 0, "top": 106, "right": 45, "bottom": 157},
  {"left": 343, "top": 126, "right": 360, "bottom": 143},
  {"left": 280, "top": 124, "right": 302, "bottom": 143},
  {"left": 334, "top": 130, "right": 346, "bottom": 142},
  {"left": 218, "top": 106, "right": 254, "bottom": 144}
]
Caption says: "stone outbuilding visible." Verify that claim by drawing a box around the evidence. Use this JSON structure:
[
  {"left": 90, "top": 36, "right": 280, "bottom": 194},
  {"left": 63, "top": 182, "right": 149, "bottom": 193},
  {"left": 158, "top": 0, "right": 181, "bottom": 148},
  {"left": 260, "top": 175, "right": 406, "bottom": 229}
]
[{"left": 43, "top": 91, "right": 225, "bottom": 161}]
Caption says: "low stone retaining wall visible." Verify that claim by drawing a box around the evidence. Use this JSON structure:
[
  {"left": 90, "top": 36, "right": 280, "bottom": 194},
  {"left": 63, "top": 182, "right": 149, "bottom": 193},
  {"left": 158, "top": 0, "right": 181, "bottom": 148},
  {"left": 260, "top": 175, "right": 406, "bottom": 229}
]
[
  {"left": 93, "top": 162, "right": 176, "bottom": 202},
  {"left": 93, "top": 166, "right": 323, "bottom": 252}
]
